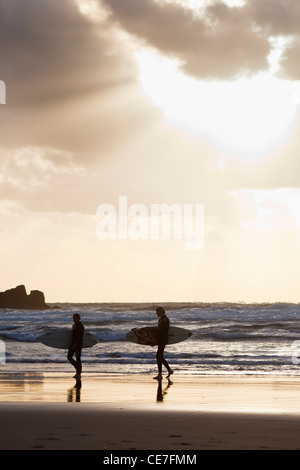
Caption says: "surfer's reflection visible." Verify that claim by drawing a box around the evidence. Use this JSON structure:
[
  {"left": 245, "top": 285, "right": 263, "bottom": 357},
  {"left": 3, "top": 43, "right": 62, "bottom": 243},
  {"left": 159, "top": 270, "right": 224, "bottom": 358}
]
[
  {"left": 67, "top": 379, "right": 82, "bottom": 402},
  {"left": 156, "top": 378, "right": 173, "bottom": 402}
]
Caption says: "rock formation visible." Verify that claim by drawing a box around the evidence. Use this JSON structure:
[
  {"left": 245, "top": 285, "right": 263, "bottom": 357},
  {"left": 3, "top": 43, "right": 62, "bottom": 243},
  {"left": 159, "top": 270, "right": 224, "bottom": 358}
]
[{"left": 0, "top": 285, "right": 49, "bottom": 309}]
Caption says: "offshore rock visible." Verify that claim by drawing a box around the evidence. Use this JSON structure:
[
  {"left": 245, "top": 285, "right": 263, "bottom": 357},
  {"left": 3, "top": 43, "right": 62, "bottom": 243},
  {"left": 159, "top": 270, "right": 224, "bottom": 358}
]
[{"left": 0, "top": 285, "right": 49, "bottom": 309}]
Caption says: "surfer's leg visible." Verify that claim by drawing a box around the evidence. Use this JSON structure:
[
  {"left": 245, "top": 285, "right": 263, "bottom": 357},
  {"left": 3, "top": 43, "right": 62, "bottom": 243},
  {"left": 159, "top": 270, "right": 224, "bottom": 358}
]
[
  {"left": 156, "top": 346, "right": 163, "bottom": 374},
  {"left": 67, "top": 346, "right": 77, "bottom": 371},
  {"left": 162, "top": 356, "right": 173, "bottom": 377},
  {"left": 155, "top": 341, "right": 173, "bottom": 379},
  {"left": 68, "top": 345, "right": 82, "bottom": 377},
  {"left": 162, "top": 356, "right": 168, "bottom": 369},
  {"left": 158, "top": 342, "right": 173, "bottom": 377},
  {"left": 155, "top": 343, "right": 164, "bottom": 379},
  {"left": 75, "top": 346, "right": 82, "bottom": 375}
]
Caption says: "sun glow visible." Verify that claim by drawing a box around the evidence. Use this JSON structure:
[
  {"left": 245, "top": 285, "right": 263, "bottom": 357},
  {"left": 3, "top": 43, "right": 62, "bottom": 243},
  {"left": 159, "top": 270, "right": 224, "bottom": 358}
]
[
  {"left": 136, "top": 49, "right": 300, "bottom": 158},
  {"left": 74, "top": 0, "right": 108, "bottom": 22}
]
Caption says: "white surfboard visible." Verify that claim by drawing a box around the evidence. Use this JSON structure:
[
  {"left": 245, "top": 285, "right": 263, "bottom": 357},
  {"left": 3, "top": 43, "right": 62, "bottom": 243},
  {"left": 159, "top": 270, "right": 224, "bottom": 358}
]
[
  {"left": 38, "top": 329, "right": 98, "bottom": 349},
  {"left": 126, "top": 326, "right": 192, "bottom": 346}
]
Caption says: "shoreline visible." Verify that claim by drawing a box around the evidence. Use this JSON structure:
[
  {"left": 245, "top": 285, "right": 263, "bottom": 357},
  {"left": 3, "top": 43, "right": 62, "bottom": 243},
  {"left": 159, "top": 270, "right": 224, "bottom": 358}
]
[
  {"left": 2, "top": 372, "right": 300, "bottom": 410},
  {"left": 1, "top": 373, "right": 300, "bottom": 449}
]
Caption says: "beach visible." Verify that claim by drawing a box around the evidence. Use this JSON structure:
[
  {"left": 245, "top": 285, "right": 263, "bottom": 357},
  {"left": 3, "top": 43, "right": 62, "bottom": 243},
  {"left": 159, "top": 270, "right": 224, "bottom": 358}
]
[
  {"left": 1, "top": 302, "right": 300, "bottom": 452},
  {"left": 1, "top": 373, "right": 300, "bottom": 450},
  {"left": 2, "top": 0, "right": 300, "bottom": 457}
]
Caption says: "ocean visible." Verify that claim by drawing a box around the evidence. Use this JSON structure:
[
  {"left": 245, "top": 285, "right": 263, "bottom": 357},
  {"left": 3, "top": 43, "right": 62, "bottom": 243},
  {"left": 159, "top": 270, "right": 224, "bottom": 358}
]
[{"left": 1, "top": 302, "right": 300, "bottom": 376}]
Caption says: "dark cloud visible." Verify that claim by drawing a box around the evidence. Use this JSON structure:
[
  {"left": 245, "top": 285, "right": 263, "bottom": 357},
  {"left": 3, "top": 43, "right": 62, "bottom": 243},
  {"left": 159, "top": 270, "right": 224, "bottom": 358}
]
[
  {"left": 245, "top": 0, "right": 300, "bottom": 79},
  {"left": 247, "top": 0, "right": 300, "bottom": 36},
  {"left": 101, "top": 0, "right": 271, "bottom": 80},
  {"left": 0, "top": 0, "right": 159, "bottom": 155},
  {"left": 0, "top": 0, "right": 130, "bottom": 105},
  {"left": 101, "top": 0, "right": 300, "bottom": 80},
  {"left": 279, "top": 39, "right": 300, "bottom": 80},
  {"left": 1, "top": 0, "right": 300, "bottom": 215}
]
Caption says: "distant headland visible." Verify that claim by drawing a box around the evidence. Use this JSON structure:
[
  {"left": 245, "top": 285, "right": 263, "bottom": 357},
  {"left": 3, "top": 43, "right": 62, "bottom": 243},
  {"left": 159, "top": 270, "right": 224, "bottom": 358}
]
[{"left": 0, "top": 285, "right": 49, "bottom": 310}]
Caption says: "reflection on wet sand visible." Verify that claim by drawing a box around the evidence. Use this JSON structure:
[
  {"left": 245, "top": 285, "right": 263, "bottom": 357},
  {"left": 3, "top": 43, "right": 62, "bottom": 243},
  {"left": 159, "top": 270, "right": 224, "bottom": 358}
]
[
  {"left": 67, "top": 379, "right": 81, "bottom": 402},
  {"left": 0, "top": 372, "right": 44, "bottom": 400},
  {"left": 156, "top": 378, "right": 173, "bottom": 402},
  {"left": 0, "top": 371, "right": 179, "bottom": 404}
]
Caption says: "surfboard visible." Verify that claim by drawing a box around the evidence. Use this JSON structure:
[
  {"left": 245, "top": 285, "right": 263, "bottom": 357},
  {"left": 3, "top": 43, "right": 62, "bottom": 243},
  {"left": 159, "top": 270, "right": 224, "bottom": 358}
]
[
  {"left": 126, "top": 326, "right": 192, "bottom": 346},
  {"left": 38, "top": 329, "right": 98, "bottom": 349}
]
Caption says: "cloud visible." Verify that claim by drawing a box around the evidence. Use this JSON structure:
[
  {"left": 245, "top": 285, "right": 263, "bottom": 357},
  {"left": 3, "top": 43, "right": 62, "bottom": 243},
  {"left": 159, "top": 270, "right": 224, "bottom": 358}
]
[
  {"left": 0, "top": 0, "right": 129, "bottom": 105},
  {"left": 101, "top": 0, "right": 300, "bottom": 81},
  {"left": 0, "top": 0, "right": 159, "bottom": 156},
  {"left": 279, "top": 39, "right": 300, "bottom": 80},
  {"left": 246, "top": 0, "right": 300, "bottom": 79},
  {"left": 247, "top": 0, "right": 300, "bottom": 36},
  {"left": 1, "top": 0, "right": 300, "bottom": 213},
  {"left": 101, "top": 0, "right": 271, "bottom": 80},
  {"left": 0, "top": 147, "right": 87, "bottom": 189},
  {"left": 0, "top": 146, "right": 96, "bottom": 213}
]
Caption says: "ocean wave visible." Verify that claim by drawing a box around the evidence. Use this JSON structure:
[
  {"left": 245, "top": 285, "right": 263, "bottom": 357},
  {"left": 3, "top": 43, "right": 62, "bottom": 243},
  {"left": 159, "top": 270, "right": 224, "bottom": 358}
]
[
  {"left": 1, "top": 302, "right": 300, "bottom": 375},
  {"left": 5, "top": 351, "right": 291, "bottom": 368}
]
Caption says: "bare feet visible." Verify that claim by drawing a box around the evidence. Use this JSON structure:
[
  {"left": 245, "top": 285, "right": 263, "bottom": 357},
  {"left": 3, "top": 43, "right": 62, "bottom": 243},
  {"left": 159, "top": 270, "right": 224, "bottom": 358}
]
[{"left": 153, "top": 374, "right": 162, "bottom": 381}]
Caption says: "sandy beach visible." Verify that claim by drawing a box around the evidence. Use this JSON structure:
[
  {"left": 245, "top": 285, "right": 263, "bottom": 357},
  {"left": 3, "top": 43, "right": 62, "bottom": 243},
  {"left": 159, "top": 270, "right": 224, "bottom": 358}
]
[{"left": 1, "top": 373, "right": 300, "bottom": 450}]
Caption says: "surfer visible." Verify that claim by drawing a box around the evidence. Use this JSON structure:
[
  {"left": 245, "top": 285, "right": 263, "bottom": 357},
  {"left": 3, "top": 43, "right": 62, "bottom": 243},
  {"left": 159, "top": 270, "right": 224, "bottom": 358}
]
[
  {"left": 67, "top": 313, "right": 84, "bottom": 380},
  {"left": 154, "top": 306, "right": 173, "bottom": 381}
]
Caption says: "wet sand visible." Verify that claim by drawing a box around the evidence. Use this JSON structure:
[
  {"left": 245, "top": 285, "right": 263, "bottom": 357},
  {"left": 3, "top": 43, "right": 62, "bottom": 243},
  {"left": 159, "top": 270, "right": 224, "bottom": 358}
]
[{"left": 1, "top": 373, "right": 300, "bottom": 450}]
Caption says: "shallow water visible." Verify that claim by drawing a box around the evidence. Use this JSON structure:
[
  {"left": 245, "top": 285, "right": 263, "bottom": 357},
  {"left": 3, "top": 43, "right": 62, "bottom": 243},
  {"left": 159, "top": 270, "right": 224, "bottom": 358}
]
[{"left": 1, "top": 302, "right": 300, "bottom": 375}]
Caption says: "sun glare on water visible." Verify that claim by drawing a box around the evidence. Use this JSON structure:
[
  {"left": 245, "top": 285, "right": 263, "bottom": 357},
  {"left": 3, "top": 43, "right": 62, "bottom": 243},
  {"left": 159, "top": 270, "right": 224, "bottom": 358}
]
[{"left": 136, "top": 49, "right": 299, "bottom": 158}]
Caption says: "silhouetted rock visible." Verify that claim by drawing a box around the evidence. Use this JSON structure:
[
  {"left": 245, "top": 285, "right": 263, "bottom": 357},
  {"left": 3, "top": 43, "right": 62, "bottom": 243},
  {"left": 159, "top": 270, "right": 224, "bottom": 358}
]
[
  {"left": 27, "top": 290, "right": 48, "bottom": 309},
  {"left": 0, "top": 285, "right": 49, "bottom": 309}
]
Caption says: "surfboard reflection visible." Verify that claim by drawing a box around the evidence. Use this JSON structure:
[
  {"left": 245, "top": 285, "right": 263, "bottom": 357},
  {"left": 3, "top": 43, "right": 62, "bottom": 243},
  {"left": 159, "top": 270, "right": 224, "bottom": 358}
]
[
  {"left": 67, "top": 379, "right": 82, "bottom": 402},
  {"left": 156, "top": 378, "right": 173, "bottom": 402}
]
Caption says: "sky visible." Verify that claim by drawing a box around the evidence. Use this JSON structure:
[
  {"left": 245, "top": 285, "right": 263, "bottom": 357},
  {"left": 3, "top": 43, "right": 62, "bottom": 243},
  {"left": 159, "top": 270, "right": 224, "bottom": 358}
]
[{"left": 0, "top": 0, "right": 299, "bottom": 303}]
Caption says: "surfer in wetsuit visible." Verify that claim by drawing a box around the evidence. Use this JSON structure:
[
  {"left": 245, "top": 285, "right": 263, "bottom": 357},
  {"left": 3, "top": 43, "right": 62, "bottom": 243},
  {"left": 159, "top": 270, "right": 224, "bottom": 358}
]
[
  {"left": 67, "top": 313, "right": 84, "bottom": 380},
  {"left": 154, "top": 306, "right": 173, "bottom": 381}
]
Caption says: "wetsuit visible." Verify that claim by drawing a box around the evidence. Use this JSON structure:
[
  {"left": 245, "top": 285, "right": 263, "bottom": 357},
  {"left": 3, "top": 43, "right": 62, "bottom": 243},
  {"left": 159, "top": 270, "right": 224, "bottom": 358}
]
[
  {"left": 156, "top": 314, "right": 171, "bottom": 375},
  {"left": 67, "top": 321, "right": 84, "bottom": 375}
]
